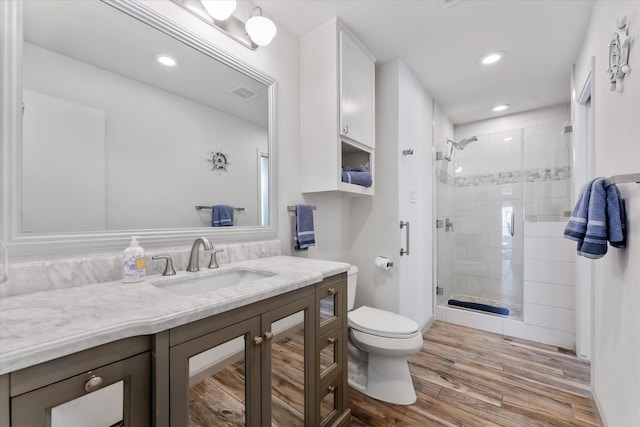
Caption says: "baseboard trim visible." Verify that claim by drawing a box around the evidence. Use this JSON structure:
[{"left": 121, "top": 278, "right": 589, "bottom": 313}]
[
  {"left": 420, "top": 315, "right": 435, "bottom": 334},
  {"left": 591, "top": 388, "right": 608, "bottom": 427}
]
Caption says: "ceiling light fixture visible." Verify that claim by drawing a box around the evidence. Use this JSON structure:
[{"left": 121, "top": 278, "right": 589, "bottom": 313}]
[
  {"left": 492, "top": 104, "right": 510, "bottom": 112},
  {"left": 479, "top": 51, "right": 505, "bottom": 65},
  {"left": 169, "top": 0, "right": 277, "bottom": 50},
  {"left": 153, "top": 53, "right": 179, "bottom": 67},
  {"left": 201, "top": 0, "right": 236, "bottom": 21},
  {"left": 504, "top": 137, "right": 513, "bottom": 141}
]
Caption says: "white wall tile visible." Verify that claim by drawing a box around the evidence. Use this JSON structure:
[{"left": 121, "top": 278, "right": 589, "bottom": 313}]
[
  {"left": 503, "top": 319, "right": 575, "bottom": 349},
  {"left": 524, "top": 259, "right": 574, "bottom": 285},
  {"left": 524, "top": 281, "right": 576, "bottom": 309},
  {"left": 524, "top": 222, "right": 566, "bottom": 238},
  {"left": 524, "top": 302, "right": 575, "bottom": 332},
  {"left": 456, "top": 260, "right": 489, "bottom": 277},
  {"left": 445, "top": 307, "right": 503, "bottom": 334},
  {"left": 538, "top": 198, "right": 570, "bottom": 216},
  {"left": 524, "top": 237, "right": 575, "bottom": 262}
]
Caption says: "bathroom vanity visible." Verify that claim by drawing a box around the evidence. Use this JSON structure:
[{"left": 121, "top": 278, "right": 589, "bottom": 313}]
[{"left": 0, "top": 256, "right": 351, "bottom": 427}]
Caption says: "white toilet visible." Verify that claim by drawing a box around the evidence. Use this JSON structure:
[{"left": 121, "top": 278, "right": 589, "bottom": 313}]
[{"left": 346, "top": 266, "right": 424, "bottom": 405}]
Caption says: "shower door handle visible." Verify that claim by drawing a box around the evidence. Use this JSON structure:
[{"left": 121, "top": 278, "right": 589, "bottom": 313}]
[
  {"left": 400, "top": 221, "right": 410, "bottom": 256},
  {"left": 508, "top": 213, "right": 515, "bottom": 237}
]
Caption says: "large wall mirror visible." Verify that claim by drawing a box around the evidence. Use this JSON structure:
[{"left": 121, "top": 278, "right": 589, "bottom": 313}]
[{"left": 1, "top": 0, "right": 277, "bottom": 258}]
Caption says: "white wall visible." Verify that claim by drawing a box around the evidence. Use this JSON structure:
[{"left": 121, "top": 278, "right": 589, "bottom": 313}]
[
  {"left": 573, "top": 2, "right": 640, "bottom": 425},
  {"left": 349, "top": 60, "right": 400, "bottom": 313},
  {"left": 397, "top": 61, "right": 433, "bottom": 326},
  {"left": 349, "top": 60, "right": 434, "bottom": 327},
  {"left": 23, "top": 42, "right": 266, "bottom": 230}
]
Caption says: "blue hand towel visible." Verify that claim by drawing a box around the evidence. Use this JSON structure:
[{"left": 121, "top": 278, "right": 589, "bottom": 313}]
[
  {"left": 294, "top": 204, "right": 315, "bottom": 251},
  {"left": 564, "top": 179, "right": 594, "bottom": 244},
  {"left": 212, "top": 205, "right": 234, "bottom": 227},
  {"left": 341, "top": 171, "right": 373, "bottom": 187},
  {"left": 564, "top": 178, "right": 626, "bottom": 258}
]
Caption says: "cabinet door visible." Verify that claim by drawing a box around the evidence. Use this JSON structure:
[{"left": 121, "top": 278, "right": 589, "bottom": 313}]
[
  {"left": 339, "top": 30, "right": 375, "bottom": 149},
  {"left": 261, "top": 296, "right": 315, "bottom": 426},
  {"left": 11, "top": 352, "right": 150, "bottom": 427},
  {"left": 170, "top": 316, "right": 262, "bottom": 427}
]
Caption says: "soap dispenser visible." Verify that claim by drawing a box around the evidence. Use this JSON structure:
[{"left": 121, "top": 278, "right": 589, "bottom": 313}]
[{"left": 123, "top": 236, "right": 146, "bottom": 283}]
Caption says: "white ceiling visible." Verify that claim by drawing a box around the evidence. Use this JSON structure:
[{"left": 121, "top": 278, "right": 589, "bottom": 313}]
[{"left": 256, "top": 0, "right": 594, "bottom": 125}]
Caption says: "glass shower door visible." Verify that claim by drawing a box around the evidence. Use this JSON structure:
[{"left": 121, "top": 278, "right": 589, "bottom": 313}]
[{"left": 436, "top": 129, "right": 525, "bottom": 318}]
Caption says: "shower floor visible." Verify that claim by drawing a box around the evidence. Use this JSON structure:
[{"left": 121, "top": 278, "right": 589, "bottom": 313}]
[{"left": 448, "top": 294, "right": 523, "bottom": 320}]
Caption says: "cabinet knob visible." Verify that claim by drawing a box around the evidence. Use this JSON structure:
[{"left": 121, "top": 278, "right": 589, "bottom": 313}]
[
  {"left": 327, "top": 337, "right": 336, "bottom": 344},
  {"left": 328, "top": 385, "right": 336, "bottom": 393},
  {"left": 327, "top": 287, "right": 336, "bottom": 295},
  {"left": 253, "top": 336, "right": 263, "bottom": 345},
  {"left": 84, "top": 374, "right": 103, "bottom": 393},
  {"left": 263, "top": 331, "right": 274, "bottom": 341}
]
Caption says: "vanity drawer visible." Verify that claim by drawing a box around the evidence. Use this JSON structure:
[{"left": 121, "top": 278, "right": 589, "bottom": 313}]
[
  {"left": 318, "top": 327, "right": 344, "bottom": 387},
  {"left": 318, "top": 375, "right": 345, "bottom": 427},
  {"left": 316, "top": 274, "right": 346, "bottom": 337},
  {"left": 11, "top": 352, "right": 150, "bottom": 427}
]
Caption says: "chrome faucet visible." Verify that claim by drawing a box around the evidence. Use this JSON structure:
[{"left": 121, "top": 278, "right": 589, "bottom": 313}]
[{"left": 186, "top": 237, "right": 213, "bottom": 272}]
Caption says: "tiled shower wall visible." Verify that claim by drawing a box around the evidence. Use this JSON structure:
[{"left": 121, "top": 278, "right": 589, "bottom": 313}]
[{"left": 456, "top": 103, "right": 572, "bottom": 222}]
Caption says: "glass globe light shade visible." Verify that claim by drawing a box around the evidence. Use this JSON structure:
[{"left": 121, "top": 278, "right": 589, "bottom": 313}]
[
  {"left": 246, "top": 15, "right": 277, "bottom": 46},
  {"left": 202, "top": 0, "right": 236, "bottom": 21}
]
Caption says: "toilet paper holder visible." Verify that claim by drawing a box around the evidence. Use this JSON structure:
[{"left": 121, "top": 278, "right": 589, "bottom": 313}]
[{"left": 375, "top": 256, "right": 394, "bottom": 269}]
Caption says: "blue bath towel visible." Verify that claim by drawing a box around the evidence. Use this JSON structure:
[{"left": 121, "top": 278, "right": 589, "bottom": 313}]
[
  {"left": 212, "top": 205, "right": 234, "bottom": 227},
  {"left": 341, "top": 171, "right": 373, "bottom": 187},
  {"left": 294, "top": 204, "right": 315, "bottom": 251},
  {"left": 564, "top": 178, "right": 626, "bottom": 258}
]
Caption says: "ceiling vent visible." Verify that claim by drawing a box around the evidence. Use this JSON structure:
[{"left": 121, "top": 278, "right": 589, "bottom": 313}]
[
  {"left": 231, "top": 86, "right": 258, "bottom": 101},
  {"left": 440, "top": 0, "right": 463, "bottom": 9}
]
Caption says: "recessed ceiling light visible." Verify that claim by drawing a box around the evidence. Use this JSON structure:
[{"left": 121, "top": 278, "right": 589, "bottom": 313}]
[
  {"left": 504, "top": 137, "right": 513, "bottom": 141},
  {"left": 153, "top": 53, "right": 179, "bottom": 67},
  {"left": 479, "top": 52, "right": 505, "bottom": 65},
  {"left": 492, "top": 104, "right": 510, "bottom": 112}
]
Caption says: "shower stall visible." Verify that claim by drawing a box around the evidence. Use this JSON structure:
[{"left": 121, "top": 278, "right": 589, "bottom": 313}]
[{"left": 435, "top": 124, "right": 572, "bottom": 320}]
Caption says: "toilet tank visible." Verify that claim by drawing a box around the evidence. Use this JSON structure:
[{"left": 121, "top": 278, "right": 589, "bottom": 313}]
[{"left": 347, "top": 266, "right": 358, "bottom": 310}]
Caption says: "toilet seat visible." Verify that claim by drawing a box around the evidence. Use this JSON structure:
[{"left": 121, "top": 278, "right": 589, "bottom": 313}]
[{"left": 348, "top": 306, "right": 420, "bottom": 338}]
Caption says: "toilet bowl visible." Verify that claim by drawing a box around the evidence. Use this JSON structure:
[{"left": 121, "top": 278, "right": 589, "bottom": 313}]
[{"left": 346, "top": 266, "right": 423, "bottom": 405}]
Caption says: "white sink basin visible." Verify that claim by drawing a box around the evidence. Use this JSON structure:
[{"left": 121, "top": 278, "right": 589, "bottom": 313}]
[{"left": 149, "top": 268, "right": 275, "bottom": 296}]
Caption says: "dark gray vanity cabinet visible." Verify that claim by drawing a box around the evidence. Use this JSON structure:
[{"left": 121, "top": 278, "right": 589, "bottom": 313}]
[
  {"left": 6, "top": 336, "right": 151, "bottom": 427},
  {"left": 163, "top": 273, "right": 350, "bottom": 427}
]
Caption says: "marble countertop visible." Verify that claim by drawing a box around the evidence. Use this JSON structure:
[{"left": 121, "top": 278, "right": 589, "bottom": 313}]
[{"left": 0, "top": 256, "right": 350, "bottom": 375}]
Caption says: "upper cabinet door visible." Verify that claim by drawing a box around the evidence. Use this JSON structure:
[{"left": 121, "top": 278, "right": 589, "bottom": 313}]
[{"left": 339, "top": 31, "right": 375, "bottom": 149}]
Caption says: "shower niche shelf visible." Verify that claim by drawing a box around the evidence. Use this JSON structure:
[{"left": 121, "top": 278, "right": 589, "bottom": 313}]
[{"left": 338, "top": 140, "right": 375, "bottom": 196}]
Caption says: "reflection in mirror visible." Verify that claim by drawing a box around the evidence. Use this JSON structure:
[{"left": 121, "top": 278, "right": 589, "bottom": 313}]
[
  {"left": 189, "top": 335, "right": 247, "bottom": 426},
  {"left": 270, "top": 311, "right": 306, "bottom": 425},
  {"left": 51, "top": 381, "right": 124, "bottom": 427},
  {"left": 21, "top": 0, "right": 270, "bottom": 234}
]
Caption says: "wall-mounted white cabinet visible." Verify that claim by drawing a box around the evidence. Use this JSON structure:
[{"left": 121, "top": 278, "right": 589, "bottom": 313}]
[{"left": 301, "top": 18, "right": 376, "bottom": 196}]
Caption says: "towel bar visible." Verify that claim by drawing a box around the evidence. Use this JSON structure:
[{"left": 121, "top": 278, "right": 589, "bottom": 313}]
[
  {"left": 287, "top": 205, "right": 316, "bottom": 212},
  {"left": 605, "top": 173, "right": 640, "bottom": 187},
  {"left": 195, "top": 206, "right": 245, "bottom": 211}
]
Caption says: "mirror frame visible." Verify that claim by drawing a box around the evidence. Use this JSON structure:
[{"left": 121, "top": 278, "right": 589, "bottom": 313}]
[{"left": 0, "top": 0, "right": 278, "bottom": 260}]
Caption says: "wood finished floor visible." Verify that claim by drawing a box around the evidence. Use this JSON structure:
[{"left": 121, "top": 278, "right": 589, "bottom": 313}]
[
  {"left": 188, "top": 321, "right": 601, "bottom": 426},
  {"left": 350, "top": 321, "right": 601, "bottom": 427}
]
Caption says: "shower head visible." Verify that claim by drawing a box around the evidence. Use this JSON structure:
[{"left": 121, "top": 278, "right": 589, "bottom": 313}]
[
  {"left": 448, "top": 136, "right": 478, "bottom": 150},
  {"left": 443, "top": 136, "right": 477, "bottom": 161}
]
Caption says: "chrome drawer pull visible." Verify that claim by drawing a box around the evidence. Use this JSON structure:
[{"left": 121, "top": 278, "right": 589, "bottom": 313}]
[
  {"left": 327, "top": 287, "right": 336, "bottom": 295},
  {"left": 253, "top": 336, "right": 263, "bottom": 345},
  {"left": 328, "top": 385, "right": 336, "bottom": 393},
  {"left": 327, "top": 337, "right": 336, "bottom": 344},
  {"left": 263, "top": 331, "right": 274, "bottom": 341},
  {"left": 84, "top": 374, "right": 103, "bottom": 393}
]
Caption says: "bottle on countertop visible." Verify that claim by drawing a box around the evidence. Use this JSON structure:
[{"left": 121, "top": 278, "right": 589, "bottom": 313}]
[{"left": 123, "top": 236, "right": 146, "bottom": 283}]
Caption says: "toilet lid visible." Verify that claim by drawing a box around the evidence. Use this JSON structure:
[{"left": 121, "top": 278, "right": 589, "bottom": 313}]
[{"left": 348, "top": 306, "right": 419, "bottom": 338}]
